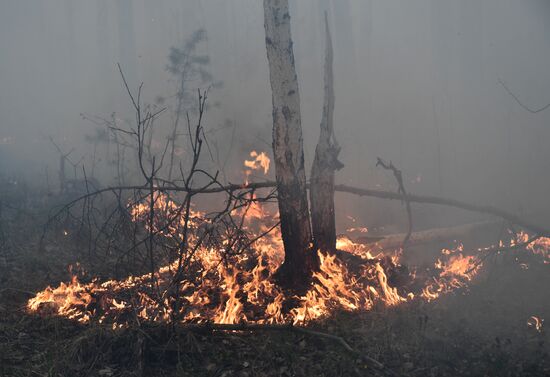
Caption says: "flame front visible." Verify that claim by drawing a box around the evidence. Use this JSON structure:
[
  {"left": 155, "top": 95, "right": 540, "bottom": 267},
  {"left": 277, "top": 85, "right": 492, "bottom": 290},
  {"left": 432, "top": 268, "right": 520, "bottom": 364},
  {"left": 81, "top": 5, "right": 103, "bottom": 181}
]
[
  {"left": 27, "top": 152, "right": 550, "bottom": 327},
  {"left": 27, "top": 208, "right": 494, "bottom": 326}
]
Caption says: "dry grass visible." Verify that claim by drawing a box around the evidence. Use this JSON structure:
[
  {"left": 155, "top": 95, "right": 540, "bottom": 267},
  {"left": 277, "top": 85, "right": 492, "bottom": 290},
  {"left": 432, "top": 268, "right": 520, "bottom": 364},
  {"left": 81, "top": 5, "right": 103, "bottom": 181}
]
[{"left": 1, "top": 188, "right": 549, "bottom": 376}]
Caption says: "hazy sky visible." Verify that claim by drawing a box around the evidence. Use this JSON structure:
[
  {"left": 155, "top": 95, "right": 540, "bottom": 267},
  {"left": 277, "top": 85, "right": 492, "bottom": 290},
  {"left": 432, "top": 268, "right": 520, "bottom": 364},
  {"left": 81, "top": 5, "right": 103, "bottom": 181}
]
[{"left": 1, "top": 0, "right": 550, "bottom": 229}]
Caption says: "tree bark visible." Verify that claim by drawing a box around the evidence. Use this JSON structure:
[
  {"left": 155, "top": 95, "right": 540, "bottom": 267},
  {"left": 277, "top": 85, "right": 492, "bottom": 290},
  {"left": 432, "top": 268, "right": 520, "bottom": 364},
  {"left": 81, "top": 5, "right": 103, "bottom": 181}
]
[
  {"left": 263, "top": 0, "right": 317, "bottom": 286},
  {"left": 310, "top": 13, "right": 343, "bottom": 254}
]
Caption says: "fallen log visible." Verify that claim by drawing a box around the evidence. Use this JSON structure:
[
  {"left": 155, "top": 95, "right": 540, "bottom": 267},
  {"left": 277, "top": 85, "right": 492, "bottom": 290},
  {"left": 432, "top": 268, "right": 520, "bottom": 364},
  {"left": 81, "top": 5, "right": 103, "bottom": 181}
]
[
  {"left": 54, "top": 180, "right": 550, "bottom": 238},
  {"left": 333, "top": 184, "right": 549, "bottom": 238},
  {"left": 352, "top": 221, "right": 499, "bottom": 250}
]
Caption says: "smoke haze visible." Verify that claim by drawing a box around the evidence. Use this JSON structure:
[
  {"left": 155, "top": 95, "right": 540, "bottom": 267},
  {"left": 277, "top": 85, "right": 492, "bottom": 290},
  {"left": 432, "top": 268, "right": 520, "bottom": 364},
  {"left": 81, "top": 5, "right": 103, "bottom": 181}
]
[{"left": 1, "top": 0, "right": 550, "bottom": 231}]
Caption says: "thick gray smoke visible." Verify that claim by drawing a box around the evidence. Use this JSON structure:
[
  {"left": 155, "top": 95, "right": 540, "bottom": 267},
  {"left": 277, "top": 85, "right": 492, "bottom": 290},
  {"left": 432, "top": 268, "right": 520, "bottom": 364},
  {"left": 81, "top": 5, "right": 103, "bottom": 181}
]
[{"left": 1, "top": 0, "right": 550, "bottom": 231}]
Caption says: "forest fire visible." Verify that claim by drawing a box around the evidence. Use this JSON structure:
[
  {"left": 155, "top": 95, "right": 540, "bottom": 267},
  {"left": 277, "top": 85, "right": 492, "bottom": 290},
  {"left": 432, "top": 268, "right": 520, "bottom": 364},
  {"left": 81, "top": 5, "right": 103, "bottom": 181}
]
[
  {"left": 3, "top": 1, "right": 550, "bottom": 375},
  {"left": 25, "top": 151, "right": 525, "bottom": 328},
  {"left": 27, "top": 230, "right": 482, "bottom": 326},
  {"left": 24, "top": 0, "right": 549, "bottom": 334},
  {"left": 31, "top": 213, "right": 549, "bottom": 327}
]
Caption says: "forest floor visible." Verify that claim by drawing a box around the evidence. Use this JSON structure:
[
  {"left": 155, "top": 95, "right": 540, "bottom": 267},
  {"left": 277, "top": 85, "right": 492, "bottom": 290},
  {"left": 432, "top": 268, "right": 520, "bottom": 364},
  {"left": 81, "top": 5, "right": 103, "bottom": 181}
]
[{"left": 1, "top": 190, "right": 550, "bottom": 377}]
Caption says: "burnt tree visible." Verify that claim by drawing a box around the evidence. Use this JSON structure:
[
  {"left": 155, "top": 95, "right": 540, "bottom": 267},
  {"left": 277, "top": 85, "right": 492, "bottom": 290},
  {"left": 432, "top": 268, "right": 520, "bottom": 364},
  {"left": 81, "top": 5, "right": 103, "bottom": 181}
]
[
  {"left": 310, "top": 13, "right": 343, "bottom": 253},
  {"left": 263, "top": 0, "right": 318, "bottom": 286}
]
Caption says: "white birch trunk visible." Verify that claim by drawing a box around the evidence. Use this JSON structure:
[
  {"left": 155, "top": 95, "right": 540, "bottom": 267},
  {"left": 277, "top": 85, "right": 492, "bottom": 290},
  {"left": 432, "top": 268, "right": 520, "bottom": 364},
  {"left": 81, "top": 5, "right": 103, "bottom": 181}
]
[{"left": 263, "top": 0, "right": 316, "bottom": 285}]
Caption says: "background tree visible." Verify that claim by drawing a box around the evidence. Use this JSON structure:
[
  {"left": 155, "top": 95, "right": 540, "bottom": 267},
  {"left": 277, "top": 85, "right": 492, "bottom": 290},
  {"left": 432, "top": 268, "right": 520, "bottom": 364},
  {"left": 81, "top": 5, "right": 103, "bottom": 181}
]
[{"left": 162, "top": 29, "right": 222, "bottom": 180}]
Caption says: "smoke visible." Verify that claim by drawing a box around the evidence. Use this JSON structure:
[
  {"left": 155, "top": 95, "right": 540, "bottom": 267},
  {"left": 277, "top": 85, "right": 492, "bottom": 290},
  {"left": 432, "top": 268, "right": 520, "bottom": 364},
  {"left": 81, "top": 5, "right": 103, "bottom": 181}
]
[{"left": 1, "top": 0, "right": 550, "bottom": 231}]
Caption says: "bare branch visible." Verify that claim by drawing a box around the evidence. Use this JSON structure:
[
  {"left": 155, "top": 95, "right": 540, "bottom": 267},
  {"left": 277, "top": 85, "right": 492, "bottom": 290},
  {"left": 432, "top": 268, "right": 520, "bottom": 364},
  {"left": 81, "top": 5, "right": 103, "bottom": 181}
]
[
  {"left": 376, "top": 158, "right": 413, "bottom": 248},
  {"left": 498, "top": 78, "right": 550, "bottom": 114}
]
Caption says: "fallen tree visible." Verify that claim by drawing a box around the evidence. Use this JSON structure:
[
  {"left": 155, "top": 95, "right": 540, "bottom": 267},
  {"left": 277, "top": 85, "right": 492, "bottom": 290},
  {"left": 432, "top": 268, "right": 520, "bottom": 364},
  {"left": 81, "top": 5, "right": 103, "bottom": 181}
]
[
  {"left": 333, "top": 183, "right": 549, "bottom": 238},
  {"left": 352, "top": 221, "right": 499, "bottom": 250},
  {"left": 55, "top": 180, "right": 550, "bottom": 239}
]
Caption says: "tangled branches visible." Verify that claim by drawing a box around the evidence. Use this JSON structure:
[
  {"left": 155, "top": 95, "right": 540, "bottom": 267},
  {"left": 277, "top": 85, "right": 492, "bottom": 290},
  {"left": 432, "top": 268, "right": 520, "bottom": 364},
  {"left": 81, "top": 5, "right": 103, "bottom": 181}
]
[{"left": 40, "top": 70, "right": 278, "bottom": 322}]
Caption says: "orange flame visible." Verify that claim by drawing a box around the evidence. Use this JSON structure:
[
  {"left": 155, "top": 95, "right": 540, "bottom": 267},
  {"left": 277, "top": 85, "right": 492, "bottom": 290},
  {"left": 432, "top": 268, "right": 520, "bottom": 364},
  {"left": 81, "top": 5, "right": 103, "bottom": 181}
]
[
  {"left": 26, "top": 152, "right": 550, "bottom": 327},
  {"left": 527, "top": 316, "right": 544, "bottom": 333},
  {"left": 244, "top": 151, "right": 270, "bottom": 175}
]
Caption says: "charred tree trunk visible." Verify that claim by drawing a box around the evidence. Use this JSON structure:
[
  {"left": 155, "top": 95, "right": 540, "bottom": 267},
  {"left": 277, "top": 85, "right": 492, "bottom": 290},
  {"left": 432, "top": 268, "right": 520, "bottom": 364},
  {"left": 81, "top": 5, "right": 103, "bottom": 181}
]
[
  {"left": 263, "top": 0, "right": 317, "bottom": 287},
  {"left": 310, "top": 14, "right": 343, "bottom": 254}
]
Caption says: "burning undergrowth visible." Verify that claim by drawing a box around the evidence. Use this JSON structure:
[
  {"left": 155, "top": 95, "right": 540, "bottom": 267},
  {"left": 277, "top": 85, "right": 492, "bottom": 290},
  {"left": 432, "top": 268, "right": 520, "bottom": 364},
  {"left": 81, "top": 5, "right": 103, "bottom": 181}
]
[
  {"left": 27, "top": 195, "right": 488, "bottom": 327},
  {"left": 26, "top": 152, "right": 550, "bottom": 328}
]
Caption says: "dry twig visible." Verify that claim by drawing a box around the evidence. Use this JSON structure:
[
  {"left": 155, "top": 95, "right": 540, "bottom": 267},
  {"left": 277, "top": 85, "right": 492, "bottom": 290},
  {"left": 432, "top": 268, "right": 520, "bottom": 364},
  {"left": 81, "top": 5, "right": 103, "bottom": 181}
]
[{"left": 376, "top": 158, "right": 413, "bottom": 248}]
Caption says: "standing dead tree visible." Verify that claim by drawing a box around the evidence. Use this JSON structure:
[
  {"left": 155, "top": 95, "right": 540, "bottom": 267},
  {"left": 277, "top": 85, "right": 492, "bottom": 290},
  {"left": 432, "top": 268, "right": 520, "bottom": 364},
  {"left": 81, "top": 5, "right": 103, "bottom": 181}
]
[
  {"left": 48, "top": 136, "right": 85, "bottom": 193},
  {"left": 264, "top": 0, "right": 317, "bottom": 286},
  {"left": 310, "top": 13, "right": 343, "bottom": 254}
]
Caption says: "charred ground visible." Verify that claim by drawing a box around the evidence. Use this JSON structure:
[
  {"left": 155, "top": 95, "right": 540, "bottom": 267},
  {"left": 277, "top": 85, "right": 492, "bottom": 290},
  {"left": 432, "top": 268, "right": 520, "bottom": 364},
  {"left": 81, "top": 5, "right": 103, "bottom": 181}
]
[{"left": 1, "top": 182, "right": 549, "bottom": 377}]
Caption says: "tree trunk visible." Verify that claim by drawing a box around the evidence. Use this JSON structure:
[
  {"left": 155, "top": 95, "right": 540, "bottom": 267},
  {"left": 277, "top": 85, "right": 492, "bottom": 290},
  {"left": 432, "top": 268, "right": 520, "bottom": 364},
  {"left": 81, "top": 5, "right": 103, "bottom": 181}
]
[
  {"left": 310, "top": 13, "right": 343, "bottom": 254},
  {"left": 263, "top": 0, "right": 317, "bottom": 286}
]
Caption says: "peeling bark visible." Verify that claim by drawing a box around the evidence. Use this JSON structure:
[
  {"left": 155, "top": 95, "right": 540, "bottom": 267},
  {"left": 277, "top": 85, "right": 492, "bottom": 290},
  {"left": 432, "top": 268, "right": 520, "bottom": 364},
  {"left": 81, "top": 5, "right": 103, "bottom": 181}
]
[
  {"left": 310, "top": 13, "right": 343, "bottom": 254},
  {"left": 263, "top": 0, "right": 317, "bottom": 287}
]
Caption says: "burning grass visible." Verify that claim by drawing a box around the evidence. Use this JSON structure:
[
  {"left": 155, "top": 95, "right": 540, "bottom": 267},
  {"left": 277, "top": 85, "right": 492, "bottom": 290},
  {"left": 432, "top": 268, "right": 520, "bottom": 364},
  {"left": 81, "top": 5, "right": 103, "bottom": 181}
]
[
  {"left": 2, "top": 183, "right": 550, "bottom": 376},
  {"left": 25, "top": 191, "right": 493, "bottom": 327},
  {"left": 21, "top": 150, "right": 550, "bottom": 333},
  {"left": 4, "top": 260, "right": 550, "bottom": 377}
]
